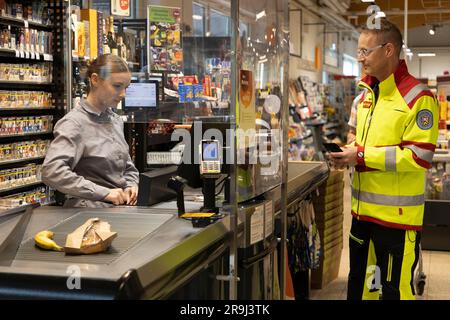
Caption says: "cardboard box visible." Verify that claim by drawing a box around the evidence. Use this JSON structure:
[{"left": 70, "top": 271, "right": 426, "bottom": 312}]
[
  {"left": 318, "top": 180, "right": 344, "bottom": 195},
  {"left": 314, "top": 197, "right": 343, "bottom": 215},
  {"left": 321, "top": 227, "right": 343, "bottom": 247},
  {"left": 318, "top": 218, "right": 344, "bottom": 240},
  {"left": 313, "top": 189, "right": 343, "bottom": 205},
  {"left": 80, "top": 9, "right": 98, "bottom": 59},
  {"left": 311, "top": 243, "right": 343, "bottom": 289},
  {"left": 315, "top": 204, "right": 344, "bottom": 223},
  {"left": 323, "top": 169, "right": 344, "bottom": 186}
]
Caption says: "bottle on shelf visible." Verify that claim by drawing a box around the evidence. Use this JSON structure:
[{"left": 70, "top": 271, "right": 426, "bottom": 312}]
[{"left": 117, "top": 35, "right": 127, "bottom": 60}]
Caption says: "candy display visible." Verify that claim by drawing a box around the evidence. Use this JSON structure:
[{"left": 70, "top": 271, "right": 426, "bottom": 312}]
[
  {"left": 0, "top": 115, "right": 53, "bottom": 136},
  {"left": 0, "top": 163, "right": 41, "bottom": 191},
  {"left": 0, "top": 63, "right": 52, "bottom": 82},
  {"left": 0, "top": 185, "right": 54, "bottom": 209},
  {"left": 0, "top": 1, "right": 52, "bottom": 25},
  {"left": 0, "top": 90, "right": 53, "bottom": 109},
  {"left": 0, "top": 139, "right": 50, "bottom": 163},
  {"left": 0, "top": 26, "right": 53, "bottom": 55}
]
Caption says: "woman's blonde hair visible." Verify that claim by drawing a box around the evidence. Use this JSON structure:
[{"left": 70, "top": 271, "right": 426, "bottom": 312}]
[{"left": 85, "top": 54, "right": 129, "bottom": 92}]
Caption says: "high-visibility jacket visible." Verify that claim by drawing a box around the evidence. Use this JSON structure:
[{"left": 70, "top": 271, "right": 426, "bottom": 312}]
[{"left": 352, "top": 60, "right": 439, "bottom": 230}]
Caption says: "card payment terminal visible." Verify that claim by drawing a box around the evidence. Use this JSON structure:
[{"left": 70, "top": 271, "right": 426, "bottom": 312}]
[{"left": 200, "top": 140, "right": 221, "bottom": 176}]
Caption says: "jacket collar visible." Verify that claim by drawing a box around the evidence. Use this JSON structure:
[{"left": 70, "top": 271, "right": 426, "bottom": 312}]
[{"left": 359, "top": 59, "right": 409, "bottom": 96}]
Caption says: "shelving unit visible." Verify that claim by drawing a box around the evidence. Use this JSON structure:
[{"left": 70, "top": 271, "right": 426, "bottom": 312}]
[{"left": 0, "top": 1, "right": 68, "bottom": 209}]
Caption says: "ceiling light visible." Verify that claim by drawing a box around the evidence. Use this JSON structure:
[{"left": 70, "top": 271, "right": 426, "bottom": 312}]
[
  {"left": 429, "top": 25, "right": 436, "bottom": 35},
  {"left": 192, "top": 15, "right": 202, "bottom": 20},
  {"left": 256, "top": 10, "right": 266, "bottom": 21},
  {"left": 418, "top": 53, "right": 436, "bottom": 57},
  {"left": 361, "top": 0, "right": 375, "bottom": 2}
]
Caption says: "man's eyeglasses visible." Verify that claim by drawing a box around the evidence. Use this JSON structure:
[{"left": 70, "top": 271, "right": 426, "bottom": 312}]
[{"left": 357, "top": 43, "right": 387, "bottom": 58}]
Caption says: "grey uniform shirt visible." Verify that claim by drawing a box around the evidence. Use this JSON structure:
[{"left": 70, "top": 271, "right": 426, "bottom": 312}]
[{"left": 42, "top": 99, "right": 139, "bottom": 204}]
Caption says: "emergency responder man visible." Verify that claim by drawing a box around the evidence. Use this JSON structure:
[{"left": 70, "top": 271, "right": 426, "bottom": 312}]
[{"left": 329, "top": 18, "right": 439, "bottom": 300}]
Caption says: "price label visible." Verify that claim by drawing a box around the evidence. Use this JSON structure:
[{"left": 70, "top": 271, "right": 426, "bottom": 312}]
[
  {"left": 43, "top": 54, "right": 52, "bottom": 61},
  {"left": 24, "top": 20, "right": 29, "bottom": 28},
  {"left": 15, "top": 50, "right": 19, "bottom": 57},
  {"left": 31, "top": 52, "right": 35, "bottom": 59},
  {"left": 35, "top": 53, "right": 40, "bottom": 60},
  {"left": 25, "top": 51, "right": 30, "bottom": 59},
  {"left": 20, "top": 51, "right": 24, "bottom": 58}
]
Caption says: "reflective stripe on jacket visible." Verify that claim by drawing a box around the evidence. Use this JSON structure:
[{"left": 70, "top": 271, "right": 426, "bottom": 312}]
[{"left": 352, "top": 60, "right": 439, "bottom": 230}]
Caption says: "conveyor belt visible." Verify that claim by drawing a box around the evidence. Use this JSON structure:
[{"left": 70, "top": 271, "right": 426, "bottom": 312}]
[{"left": 15, "top": 211, "right": 174, "bottom": 265}]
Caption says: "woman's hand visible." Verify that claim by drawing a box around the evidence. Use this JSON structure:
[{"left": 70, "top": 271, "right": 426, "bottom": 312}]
[
  {"left": 104, "top": 188, "right": 128, "bottom": 205},
  {"left": 124, "top": 186, "right": 138, "bottom": 205}
]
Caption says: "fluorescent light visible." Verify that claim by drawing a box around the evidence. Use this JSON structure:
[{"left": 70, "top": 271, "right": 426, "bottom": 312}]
[
  {"left": 418, "top": 53, "right": 436, "bottom": 57},
  {"left": 361, "top": 0, "right": 375, "bottom": 2},
  {"left": 259, "top": 58, "right": 268, "bottom": 63},
  {"left": 256, "top": 10, "right": 266, "bottom": 20},
  {"left": 406, "top": 52, "right": 413, "bottom": 56},
  {"left": 192, "top": 15, "right": 202, "bottom": 20},
  {"left": 259, "top": 55, "right": 266, "bottom": 60}
]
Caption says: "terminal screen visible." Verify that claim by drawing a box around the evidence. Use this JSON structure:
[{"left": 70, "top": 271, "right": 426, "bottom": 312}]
[
  {"left": 202, "top": 141, "right": 219, "bottom": 161},
  {"left": 124, "top": 81, "right": 158, "bottom": 108}
]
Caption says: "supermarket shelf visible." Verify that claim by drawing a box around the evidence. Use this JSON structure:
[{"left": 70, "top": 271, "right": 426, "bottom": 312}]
[
  {"left": 0, "top": 107, "right": 55, "bottom": 111},
  {"left": 289, "top": 133, "right": 313, "bottom": 144},
  {"left": 0, "top": 180, "right": 43, "bottom": 196},
  {"left": 0, "top": 156, "right": 45, "bottom": 167},
  {"left": 0, "top": 131, "right": 52, "bottom": 139},
  {"left": 0, "top": 81, "right": 53, "bottom": 90},
  {"left": 0, "top": 14, "right": 53, "bottom": 30},
  {"left": 433, "top": 154, "right": 450, "bottom": 162},
  {"left": 0, "top": 48, "right": 53, "bottom": 61}
]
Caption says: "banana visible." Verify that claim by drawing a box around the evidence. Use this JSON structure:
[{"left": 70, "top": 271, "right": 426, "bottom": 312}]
[{"left": 34, "top": 230, "right": 64, "bottom": 252}]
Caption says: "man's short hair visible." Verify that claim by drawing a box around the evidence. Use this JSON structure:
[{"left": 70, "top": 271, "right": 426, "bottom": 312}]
[{"left": 359, "top": 18, "right": 403, "bottom": 56}]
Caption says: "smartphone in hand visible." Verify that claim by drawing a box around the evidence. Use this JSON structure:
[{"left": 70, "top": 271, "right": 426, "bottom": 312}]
[{"left": 323, "top": 143, "right": 343, "bottom": 153}]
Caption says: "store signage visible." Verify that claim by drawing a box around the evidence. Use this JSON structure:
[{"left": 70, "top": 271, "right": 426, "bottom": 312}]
[
  {"left": 111, "top": 0, "right": 130, "bottom": 17},
  {"left": 239, "top": 70, "right": 256, "bottom": 131},
  {"left": 147, "top": 5, "right": 183, "bottom": 73}
]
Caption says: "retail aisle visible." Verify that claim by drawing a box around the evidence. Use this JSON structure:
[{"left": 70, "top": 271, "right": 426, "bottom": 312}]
[{"left": 309, "top": 170, "right": 450, "bottom": 300}]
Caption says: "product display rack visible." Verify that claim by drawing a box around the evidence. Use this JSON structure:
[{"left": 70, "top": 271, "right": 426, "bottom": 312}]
[{"left": 0, "top": 0, "right": 68, "bottom": 209}]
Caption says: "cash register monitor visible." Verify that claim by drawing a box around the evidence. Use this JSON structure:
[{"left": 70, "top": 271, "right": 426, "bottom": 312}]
[{"left": 123, "top": 80, "right": 159, "bottom": 108}]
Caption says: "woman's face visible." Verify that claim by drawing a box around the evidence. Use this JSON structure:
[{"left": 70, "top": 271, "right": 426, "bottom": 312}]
[{"left": 91, "top": 72, "right": 131, "bottom": 109}]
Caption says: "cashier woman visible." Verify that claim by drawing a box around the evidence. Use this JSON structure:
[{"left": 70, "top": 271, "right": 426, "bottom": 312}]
[{"left": 42, "top": 54, "right": 139, "bottom": 208}]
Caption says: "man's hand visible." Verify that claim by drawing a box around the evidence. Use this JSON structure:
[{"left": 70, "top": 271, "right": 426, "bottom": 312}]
[
  {"left": 104, "top": 188, "right": 128, "bottom": 205},
  {"left": 328, "top": 146, "right": 358, "bottom": 169},
  {"left": 124, "top": 186, "right": 138, "bottom": 205}
]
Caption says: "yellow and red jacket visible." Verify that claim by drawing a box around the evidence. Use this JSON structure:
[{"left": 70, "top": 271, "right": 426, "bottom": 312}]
[{"left": 352, "top": 60, "right": 439, "bottom": 230}]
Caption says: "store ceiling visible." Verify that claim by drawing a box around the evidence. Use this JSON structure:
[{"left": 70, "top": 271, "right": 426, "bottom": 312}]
[{"left": 345, "top": 0, "right": 450, "bottom": 30}]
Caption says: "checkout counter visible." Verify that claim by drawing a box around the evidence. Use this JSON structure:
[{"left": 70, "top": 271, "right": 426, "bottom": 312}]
[{"left": 0, "top": 161, "right": 328, "bottom": 299}]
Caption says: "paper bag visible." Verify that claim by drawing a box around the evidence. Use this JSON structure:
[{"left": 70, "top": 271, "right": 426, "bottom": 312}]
[{"left": 65, "top": 218, "right": 117, "bottom": 255}]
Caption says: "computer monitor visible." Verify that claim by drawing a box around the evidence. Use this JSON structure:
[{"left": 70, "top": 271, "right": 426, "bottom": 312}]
[{"left": 123, "top": 79, "right": 159, "bottom": 109}]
